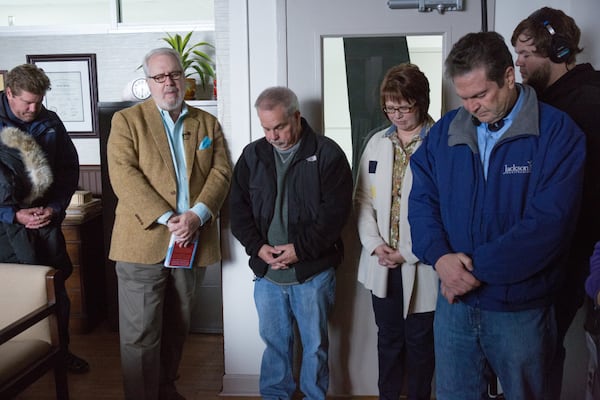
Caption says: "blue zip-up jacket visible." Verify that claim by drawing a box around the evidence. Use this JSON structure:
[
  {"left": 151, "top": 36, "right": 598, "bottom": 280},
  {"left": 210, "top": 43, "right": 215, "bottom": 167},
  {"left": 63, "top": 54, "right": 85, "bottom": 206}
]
[{"left": 408, "top": 84, "right": 585, "bottom": 311}]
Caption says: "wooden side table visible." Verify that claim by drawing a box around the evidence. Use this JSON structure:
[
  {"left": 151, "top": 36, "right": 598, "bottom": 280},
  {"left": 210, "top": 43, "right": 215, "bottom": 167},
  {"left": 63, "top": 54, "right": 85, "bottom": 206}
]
[{"left": 61, "top": 208, "right": 106, "bottom": 334}]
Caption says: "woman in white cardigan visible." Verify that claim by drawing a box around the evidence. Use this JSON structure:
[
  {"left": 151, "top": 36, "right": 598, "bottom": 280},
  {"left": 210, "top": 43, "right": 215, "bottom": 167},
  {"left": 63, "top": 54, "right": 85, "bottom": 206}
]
[{"left": 355, "top": 63, "right": 438, "bottom": 400}]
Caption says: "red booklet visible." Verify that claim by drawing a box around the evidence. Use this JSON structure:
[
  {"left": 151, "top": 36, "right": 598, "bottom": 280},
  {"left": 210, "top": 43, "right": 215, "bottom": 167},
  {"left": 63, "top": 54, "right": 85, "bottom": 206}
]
[{"left": 164, "top": 234, "right": 198, "bottom": 269}]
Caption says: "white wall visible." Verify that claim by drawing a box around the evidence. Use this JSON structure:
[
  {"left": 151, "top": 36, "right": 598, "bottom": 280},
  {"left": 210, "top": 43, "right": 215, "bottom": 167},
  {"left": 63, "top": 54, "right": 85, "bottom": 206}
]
[{"left": 219, "top": 0, "right": 283, "bottom": 394}]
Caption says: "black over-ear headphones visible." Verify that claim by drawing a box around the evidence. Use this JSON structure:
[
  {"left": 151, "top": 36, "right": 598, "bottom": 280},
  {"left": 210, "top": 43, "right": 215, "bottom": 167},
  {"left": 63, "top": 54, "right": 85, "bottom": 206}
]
[{"left": 532, "top": 12, "right": 572, "bottom": 63}]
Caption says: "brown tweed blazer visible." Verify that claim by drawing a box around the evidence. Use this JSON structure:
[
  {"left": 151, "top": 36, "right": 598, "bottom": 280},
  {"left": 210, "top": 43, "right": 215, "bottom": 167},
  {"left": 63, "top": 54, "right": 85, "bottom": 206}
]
[{"left": 107, "top": 99, "right": 232, "bottom": 267}]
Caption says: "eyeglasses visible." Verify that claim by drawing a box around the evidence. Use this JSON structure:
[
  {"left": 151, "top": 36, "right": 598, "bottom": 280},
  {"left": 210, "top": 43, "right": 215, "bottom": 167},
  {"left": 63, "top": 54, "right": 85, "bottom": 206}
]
[
  {"left": 383, "top": 105, "right": 415, "bottom": 115},
  {"left": 148, "top": 71, "right": 183, "bottom": 83}
]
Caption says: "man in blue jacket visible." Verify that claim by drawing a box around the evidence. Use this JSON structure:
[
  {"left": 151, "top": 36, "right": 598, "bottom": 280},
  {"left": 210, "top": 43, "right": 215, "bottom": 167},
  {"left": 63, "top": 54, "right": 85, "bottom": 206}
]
[
  {"left": 230, "top": 86, "right": 352, "bottom": 400},
  {"left": 408, "top": 31, "right": 585, "bottom": 400}
]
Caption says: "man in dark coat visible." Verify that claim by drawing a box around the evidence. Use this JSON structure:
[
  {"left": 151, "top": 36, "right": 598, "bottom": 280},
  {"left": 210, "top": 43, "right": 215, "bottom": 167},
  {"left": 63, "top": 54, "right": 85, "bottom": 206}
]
[
  {"left": 513, "top": 7, "right": 600, "bottom": 398},
  {"left": 230, "top": 86, "right": 353, "bottom": 399},
  {"left": 0, "top": 64, "right": 88, "bottom": 373}
]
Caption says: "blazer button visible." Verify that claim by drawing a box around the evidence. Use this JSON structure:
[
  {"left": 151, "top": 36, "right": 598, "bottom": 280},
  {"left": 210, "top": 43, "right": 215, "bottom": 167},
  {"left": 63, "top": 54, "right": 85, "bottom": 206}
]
[{"left": 170, "top": 191, "right": 176, "bottom": 195}]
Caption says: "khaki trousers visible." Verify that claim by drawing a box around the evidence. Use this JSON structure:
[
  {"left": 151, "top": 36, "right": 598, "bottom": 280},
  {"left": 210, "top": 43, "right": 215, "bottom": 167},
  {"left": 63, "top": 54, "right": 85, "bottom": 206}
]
[{"left": 116, "top": 261, "right": 204, "bottom": 400}]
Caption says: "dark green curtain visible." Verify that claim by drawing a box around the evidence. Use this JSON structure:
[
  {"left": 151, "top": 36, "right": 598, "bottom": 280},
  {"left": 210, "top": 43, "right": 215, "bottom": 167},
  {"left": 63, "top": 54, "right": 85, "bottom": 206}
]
[{"left": 343, "top": 37, "right": 410, "bottom": 176}]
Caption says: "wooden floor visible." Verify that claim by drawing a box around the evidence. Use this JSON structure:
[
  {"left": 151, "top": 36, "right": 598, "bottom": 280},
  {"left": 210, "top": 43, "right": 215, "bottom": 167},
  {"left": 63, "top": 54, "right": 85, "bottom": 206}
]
[
  {"left": 16, "top": 320, "right": 231, "bottom": 400},
  {"left": 15, "top": 320, "right": 377, "bottom": 400}
]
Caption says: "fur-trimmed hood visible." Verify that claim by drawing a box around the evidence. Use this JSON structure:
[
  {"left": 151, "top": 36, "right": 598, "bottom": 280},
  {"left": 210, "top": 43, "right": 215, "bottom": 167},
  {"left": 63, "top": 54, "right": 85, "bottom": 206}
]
[{"left": 0, "top": 126, "right": 53, "bottom": 205}]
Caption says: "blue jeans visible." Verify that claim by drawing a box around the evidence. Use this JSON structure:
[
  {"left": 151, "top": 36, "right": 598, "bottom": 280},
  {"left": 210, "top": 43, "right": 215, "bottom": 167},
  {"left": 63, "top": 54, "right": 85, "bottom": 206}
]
[
  {"left": 254, "top": 268, "right": 336, "bottom": 400},
  {"left": 372, "top": 266, "right": 435, "bottom": 400},
  {"left": 434, "top": 296, "right": 556, "bottom": 400}
]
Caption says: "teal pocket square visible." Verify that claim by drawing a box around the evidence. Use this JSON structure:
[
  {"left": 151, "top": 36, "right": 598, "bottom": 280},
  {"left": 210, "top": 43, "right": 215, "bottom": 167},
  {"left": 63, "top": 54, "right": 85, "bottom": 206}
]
[{"left": 199, "top": 136, "right": 212, "bottom": 150}]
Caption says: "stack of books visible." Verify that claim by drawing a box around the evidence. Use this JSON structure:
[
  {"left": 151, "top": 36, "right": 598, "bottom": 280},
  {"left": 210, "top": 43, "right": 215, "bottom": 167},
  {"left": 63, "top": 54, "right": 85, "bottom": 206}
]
[{"left": 65, "top": 190, "right": 102, "bottom": 222}]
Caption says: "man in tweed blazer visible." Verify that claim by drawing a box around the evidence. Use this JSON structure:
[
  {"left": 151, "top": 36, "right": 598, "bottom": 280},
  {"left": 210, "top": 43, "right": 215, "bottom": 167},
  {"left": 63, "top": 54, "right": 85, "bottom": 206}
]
[{"left": 107, "top": 47, "right": 231, "bottom": 400}]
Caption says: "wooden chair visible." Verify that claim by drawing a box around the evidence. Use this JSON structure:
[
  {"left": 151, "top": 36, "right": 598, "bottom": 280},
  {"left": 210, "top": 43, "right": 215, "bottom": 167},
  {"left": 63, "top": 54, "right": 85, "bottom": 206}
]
[{"left": 0, "top": 263, "right": 69, "bottom": 399}]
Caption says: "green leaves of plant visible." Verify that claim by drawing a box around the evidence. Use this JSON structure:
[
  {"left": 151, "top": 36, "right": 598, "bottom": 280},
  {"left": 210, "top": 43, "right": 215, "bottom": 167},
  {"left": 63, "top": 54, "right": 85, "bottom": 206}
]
[{"left": 162, "top": 31, "right": 216, "bottom": 89}]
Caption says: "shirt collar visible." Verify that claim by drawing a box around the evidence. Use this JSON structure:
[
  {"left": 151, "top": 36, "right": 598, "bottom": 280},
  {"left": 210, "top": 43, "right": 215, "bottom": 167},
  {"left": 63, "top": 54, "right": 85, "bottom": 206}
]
[{"left": 384, "top": 124, "right": 427, "bottom": 142}]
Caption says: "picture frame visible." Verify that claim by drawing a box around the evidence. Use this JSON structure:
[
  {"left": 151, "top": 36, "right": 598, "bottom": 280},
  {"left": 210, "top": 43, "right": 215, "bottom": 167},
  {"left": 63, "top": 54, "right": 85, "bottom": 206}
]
[
  {"left": 0, "top": 70, "right": 7, "bottom": 91},
  {"left": 26, "top": 54, "right": 99, "bottom": 138}
]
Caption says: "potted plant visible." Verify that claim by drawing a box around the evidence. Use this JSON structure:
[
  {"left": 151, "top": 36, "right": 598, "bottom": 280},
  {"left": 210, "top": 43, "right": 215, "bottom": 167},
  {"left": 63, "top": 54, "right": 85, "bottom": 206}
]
[{"left": 161, "top": 31, "right": 216, "bottom": 99}]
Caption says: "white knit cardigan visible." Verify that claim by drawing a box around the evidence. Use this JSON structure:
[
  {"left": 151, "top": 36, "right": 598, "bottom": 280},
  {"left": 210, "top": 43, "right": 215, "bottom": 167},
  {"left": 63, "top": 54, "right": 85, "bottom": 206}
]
[{"left": 354, "top": 126, "right": 438, "bottom": 318}]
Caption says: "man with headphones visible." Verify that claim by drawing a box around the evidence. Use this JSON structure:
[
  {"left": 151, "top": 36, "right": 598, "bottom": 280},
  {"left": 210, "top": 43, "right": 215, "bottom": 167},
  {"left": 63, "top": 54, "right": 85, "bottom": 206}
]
[{"left": 512, "top": 7, "right": 600, "bottom": 400}]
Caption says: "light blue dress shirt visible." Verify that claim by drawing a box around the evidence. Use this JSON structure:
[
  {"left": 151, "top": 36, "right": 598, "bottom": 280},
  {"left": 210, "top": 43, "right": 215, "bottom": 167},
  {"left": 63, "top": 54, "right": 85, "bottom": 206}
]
[
  {"left": 476, "top": 88, "right": 525, "bottom": 179},
  {"left": 155, "top": 104, "right": 210, "bottom": 225}
]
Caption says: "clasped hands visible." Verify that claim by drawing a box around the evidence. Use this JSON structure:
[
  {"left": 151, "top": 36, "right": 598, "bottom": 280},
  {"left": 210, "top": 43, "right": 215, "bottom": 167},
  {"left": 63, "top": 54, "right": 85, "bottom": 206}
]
[
  {"left": 167, "top": 211, "right": 201, "bottom": 247},
  {"left": 435, "top": 252, "right": 481, "bottom": 304},
  {"left": 373, "top": 244, "right": 405, "bottom": 268},
  {"left": 16, "top": 206, "right": 53, "bottom": 229},
  {"left": 258, "top": 243, "right": 298, "bottom": 270}
]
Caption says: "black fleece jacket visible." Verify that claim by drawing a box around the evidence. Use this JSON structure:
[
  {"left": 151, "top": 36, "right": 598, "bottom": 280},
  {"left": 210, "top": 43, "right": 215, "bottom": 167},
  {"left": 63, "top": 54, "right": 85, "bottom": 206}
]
[{"left": 230, "top": 118, "right": 353, "bottom": 282}]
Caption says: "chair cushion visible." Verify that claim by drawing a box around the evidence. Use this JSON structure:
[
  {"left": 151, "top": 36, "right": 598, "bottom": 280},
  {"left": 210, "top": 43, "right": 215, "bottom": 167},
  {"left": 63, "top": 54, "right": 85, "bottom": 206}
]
[
  {"left": 0, "top": 263, "right": 53, "bottom": 342},
  {"left": 0, "top": 339, "right": 52, "bottom": 383}
]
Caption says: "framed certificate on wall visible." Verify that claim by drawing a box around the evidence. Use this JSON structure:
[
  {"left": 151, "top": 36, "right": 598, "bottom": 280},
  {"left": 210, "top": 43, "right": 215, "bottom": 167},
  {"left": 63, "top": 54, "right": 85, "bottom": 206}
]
[{"left": 26, "top": 54, "right": 99, "bottom": 138}]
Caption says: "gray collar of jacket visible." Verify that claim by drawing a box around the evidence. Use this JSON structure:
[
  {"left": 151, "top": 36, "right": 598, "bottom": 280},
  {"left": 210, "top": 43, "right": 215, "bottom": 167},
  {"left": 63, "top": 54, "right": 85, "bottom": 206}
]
[{"left": 448, "top": 84, "right": 540, "bottom": 153}]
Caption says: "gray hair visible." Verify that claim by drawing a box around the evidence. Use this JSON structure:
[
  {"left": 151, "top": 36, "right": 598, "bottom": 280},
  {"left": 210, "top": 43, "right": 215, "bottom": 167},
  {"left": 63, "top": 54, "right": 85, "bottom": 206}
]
[
  {"left": 142, "top": 47, "right": 184, "bottom": 77},
  {"left": 254, "top": 86, "right": 299, "bottom": 118}
]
